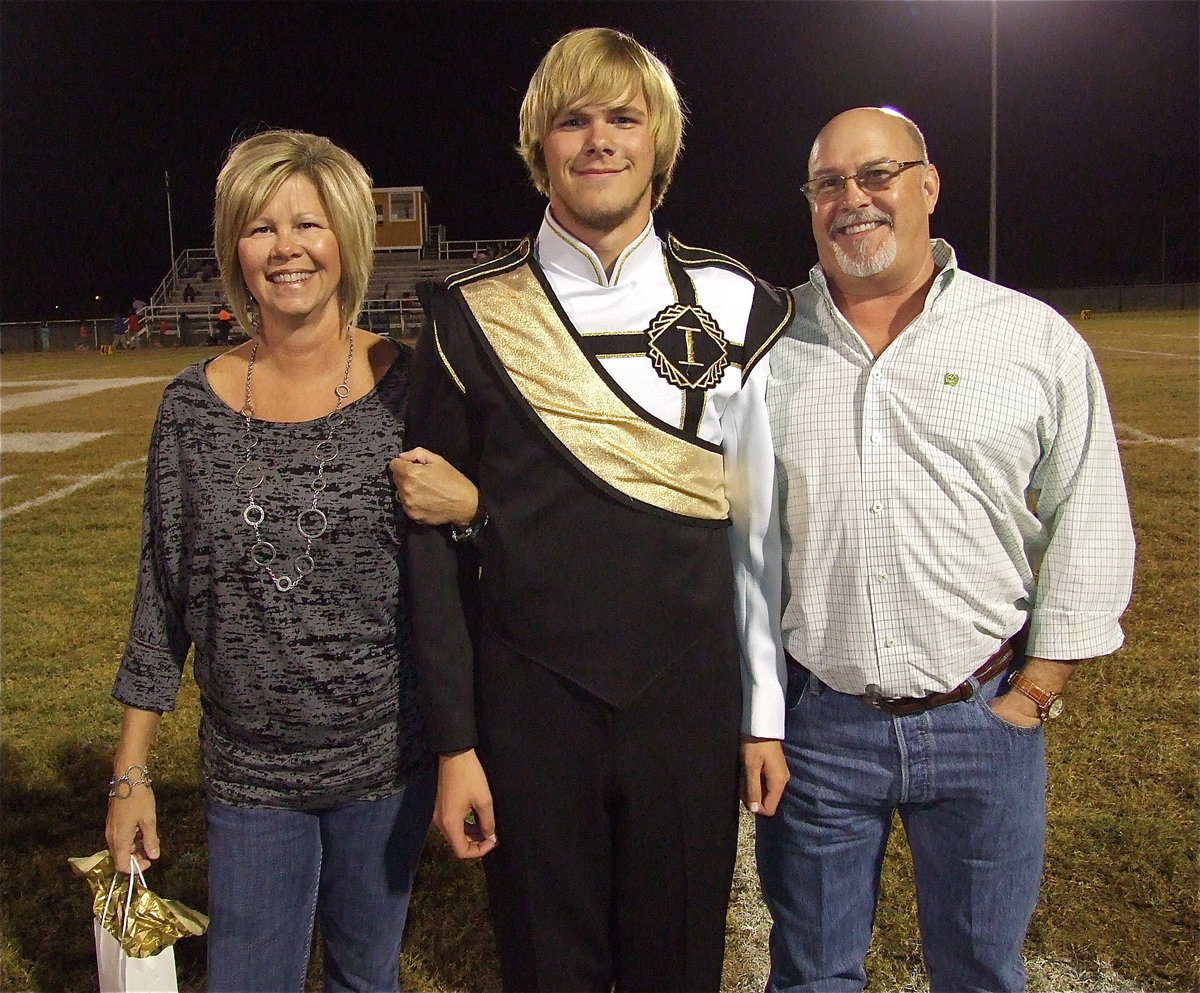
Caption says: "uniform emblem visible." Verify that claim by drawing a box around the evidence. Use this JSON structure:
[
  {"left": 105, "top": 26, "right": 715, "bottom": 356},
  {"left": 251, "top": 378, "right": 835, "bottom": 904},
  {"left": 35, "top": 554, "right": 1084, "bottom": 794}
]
[{"left": 646, "top": 303, "right": 730, "bottom": 390}]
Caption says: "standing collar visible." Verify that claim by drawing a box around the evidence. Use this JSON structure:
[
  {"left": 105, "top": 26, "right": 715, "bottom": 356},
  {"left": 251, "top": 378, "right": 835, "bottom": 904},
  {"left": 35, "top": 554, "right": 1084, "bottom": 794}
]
[{"left": 535, "top": 206, "right": 660, "bottom": 287}]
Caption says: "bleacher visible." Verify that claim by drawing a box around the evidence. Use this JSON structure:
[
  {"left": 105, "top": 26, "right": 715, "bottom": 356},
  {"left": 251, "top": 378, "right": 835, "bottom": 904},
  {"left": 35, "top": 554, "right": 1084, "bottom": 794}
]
[{"left": 146, "top": 238, "right": 515, "bottom": 345}]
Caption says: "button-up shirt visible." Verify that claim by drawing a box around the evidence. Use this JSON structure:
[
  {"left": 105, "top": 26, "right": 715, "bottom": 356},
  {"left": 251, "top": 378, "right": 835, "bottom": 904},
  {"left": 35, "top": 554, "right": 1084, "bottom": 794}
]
[
  {"left": 765, "top": 240, "right": 1134, "bottom": 709},
  {"left": 536, "top": 208, "right": 785, "bottom": 737}
]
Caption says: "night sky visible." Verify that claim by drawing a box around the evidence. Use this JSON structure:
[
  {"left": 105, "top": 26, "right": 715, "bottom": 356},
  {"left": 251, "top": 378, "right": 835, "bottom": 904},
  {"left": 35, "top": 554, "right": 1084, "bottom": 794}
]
[{"left": 2, "top": 0, "right": 1197, "bottom": 322}]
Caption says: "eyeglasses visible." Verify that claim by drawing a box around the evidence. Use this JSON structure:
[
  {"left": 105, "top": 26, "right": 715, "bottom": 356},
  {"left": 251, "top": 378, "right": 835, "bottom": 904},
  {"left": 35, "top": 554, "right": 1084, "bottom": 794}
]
[{"left": 801, "top": 160, "right": 926, "bottom": 204}]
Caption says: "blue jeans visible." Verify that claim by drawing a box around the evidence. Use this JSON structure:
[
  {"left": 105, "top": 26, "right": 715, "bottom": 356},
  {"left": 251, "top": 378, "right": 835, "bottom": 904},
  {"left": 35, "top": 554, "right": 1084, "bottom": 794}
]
[
  {"left": 204, "top": 771, "right": 435, "bottom": 993},
  {"left": 756, "top": 663, "right": 1046, "bottom": 993}
]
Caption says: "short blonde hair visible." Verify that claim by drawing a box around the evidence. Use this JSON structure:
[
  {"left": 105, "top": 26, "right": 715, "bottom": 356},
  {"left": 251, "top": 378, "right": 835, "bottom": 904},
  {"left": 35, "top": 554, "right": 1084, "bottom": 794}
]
[
  {"left": 213, "top": 130, "right": 375, "bottom": 334},
  {"left": 517, "top": 27, "right": 686, "bottom": 209}
]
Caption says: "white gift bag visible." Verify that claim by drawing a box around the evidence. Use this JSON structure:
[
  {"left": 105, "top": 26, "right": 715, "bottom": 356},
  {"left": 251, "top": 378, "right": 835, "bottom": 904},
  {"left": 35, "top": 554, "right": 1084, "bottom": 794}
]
[
  {"left": 94, "top": 918, "right": 178, "bottom": 993},
  {"left": 93, "top": 864, "right": 179, "bottom": 993}
]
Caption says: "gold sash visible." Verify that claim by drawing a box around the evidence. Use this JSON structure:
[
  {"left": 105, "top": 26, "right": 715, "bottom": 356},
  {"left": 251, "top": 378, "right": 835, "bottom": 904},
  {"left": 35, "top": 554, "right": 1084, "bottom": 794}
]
[{"left": 457, "top": 264, "right": 728, "bottom": 520}]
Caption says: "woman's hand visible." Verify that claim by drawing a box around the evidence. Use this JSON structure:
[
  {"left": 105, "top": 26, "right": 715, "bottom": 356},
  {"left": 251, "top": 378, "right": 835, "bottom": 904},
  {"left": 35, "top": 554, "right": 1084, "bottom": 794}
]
[
  {"left": 391, "top": 448, "right": 481, "bottom": 527},
  {"left": 106, "top": 707, "right": 163, "bottom": 873},
  {"left": 106, "top": 782, "right": 160, "bottom": 873}
]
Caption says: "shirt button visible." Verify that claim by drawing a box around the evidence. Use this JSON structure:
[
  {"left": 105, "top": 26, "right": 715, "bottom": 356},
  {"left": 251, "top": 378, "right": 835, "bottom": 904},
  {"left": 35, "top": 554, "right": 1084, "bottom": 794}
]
[
  {"left": 870, "top": 432, "right": 883, "bottom": 444},
  {"left": 884, "top": 638, "right": 896, "bottom": 648},
  {"left": 876, "top": 572, "right": 888, "bottom": 582},
  {"left": 871, "top": 502, "right": 884, "bottom": 514}
]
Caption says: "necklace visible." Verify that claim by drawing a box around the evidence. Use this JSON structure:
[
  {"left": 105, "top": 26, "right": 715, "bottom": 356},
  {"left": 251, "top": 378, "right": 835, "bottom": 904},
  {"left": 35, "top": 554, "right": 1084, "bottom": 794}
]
[{"left": 236, "top": 330, "right": 355, "bottom": 592}]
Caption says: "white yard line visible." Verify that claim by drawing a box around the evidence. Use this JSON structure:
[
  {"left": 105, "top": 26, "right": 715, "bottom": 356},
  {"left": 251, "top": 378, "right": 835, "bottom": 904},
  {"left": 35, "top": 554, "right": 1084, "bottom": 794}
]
[
  {"left": 0, "top": 456, "right": 146, "bottom": 519},
  {"left": 1116, "top": 423, "right": 1199, "bottom": 452},
  {"left": 0, "top": 431, "right": 111, "bottom": 453},
  {"left": 1091, "top": 346, "right": 1199, "bottom": 359},
  {"left": 0, "top": 376, "right": 169, "bottom": 413}
]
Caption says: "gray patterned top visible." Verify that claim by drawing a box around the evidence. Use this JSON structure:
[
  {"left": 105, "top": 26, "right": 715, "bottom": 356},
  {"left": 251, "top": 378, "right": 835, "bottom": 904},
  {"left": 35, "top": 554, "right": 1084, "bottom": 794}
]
[{"left": 112, "top": 353, "right": 431, "bottom": 808}]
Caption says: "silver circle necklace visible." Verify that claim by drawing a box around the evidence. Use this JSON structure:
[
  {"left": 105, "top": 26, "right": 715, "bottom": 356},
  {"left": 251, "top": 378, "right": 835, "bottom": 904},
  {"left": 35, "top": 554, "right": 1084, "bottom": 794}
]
[{"left": 236, "top": 331, "right": 354, "bottom": 592}]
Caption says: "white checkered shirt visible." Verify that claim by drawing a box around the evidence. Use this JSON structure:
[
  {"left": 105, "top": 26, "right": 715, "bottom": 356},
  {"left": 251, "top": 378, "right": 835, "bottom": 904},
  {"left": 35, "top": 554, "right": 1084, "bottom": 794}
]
[{"left": 764, "top": 240, "right": 1135, "bottom": 710}]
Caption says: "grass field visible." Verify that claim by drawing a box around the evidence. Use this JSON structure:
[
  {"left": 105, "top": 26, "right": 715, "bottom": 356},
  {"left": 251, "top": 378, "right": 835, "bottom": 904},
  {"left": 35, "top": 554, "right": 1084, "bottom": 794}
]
[{"left": 2, "top": 311, "right": 1197, "bottom": 992}]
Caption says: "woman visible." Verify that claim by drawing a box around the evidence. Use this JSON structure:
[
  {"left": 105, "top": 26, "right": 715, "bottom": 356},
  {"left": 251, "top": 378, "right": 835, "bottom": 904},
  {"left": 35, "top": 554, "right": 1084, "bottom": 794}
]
[{"left": 104, "top": 130, "right": 475, "bottom": 993}]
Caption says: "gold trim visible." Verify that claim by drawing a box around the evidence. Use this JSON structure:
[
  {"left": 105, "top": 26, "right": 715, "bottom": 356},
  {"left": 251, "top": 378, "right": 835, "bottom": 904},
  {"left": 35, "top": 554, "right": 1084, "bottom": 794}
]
[
  {"left": 667, "top": 234, "right": 754, "bottom": 280},
  {"left": 458, "top": 266, "right": 728, "bottom": 520},
  {"left": 433, "top": 321, "right": 466, "bottom": 394},
  {"left": 547, "top": 223, "right": 605, "bottom": 283},
  {"left": 611, "top": 224, "right": 654, "bottom": 284},
  {"left": 744, "top": 286, "right": 795, "bottom": 374}
]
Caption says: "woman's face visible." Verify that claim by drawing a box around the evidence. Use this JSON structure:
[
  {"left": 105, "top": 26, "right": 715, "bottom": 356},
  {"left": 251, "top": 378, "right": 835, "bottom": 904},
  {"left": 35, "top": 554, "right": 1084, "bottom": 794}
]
[{"left": 237, "top": 173, "right": 342, "bottom": 330}]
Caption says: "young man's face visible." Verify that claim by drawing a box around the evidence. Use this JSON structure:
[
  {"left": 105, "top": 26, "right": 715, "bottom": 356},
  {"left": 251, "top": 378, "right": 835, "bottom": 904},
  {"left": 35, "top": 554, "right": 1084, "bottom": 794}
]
[{"left": 542, "top": 89, "right": 655, "bottom": 246}]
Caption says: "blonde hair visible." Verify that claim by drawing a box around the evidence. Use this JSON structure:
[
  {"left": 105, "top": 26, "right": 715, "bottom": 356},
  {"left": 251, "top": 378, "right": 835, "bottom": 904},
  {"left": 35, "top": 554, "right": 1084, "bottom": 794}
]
[
  {"left": 213, "top": 130, "right": 375, "bottom": 333},
  {"left": 517, "top": 27, "right": 686, "bottom": 209}
]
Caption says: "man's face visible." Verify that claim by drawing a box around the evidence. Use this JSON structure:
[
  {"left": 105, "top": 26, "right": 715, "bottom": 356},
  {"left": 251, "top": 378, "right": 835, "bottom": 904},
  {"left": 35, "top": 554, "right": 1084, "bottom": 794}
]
[
  {"left": 807, "top": 110, "right": 939, "bottom": 286},
  {"left": 542, "top": 89, "right": 655, "bottom": 244}
]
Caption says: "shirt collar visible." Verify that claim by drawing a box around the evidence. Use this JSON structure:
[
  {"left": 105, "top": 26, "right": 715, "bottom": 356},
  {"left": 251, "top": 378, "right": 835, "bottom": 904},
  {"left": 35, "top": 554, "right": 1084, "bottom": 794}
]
[
  {"left": 535, "top": 206, "right": 659, "bottom": 287},
  {"left": 810, "top": 238, "right": 960, "bottom": 311}
]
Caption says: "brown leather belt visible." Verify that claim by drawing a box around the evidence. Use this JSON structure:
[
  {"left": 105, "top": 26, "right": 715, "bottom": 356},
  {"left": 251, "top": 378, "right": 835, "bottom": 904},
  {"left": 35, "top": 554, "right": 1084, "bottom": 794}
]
[{"left": 860, "top": 631, "right": 1025, "bottom": 717}]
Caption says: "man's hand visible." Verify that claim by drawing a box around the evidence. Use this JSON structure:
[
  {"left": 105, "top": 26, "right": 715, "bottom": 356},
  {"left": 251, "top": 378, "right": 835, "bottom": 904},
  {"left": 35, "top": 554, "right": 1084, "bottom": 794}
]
[
  {"left": 988, "top": 691, "right": 1042, "bottom": 728},
  {"left": 740, "top": 736, "right": 790, "bottom": 816},
  {"left": 434, "top": 749, "right": 498, "bottom": 859},
  {"left": 390, "top": 448, "right": 480, "bottom": 527},
  {"left": 989, "top": 655, "right": 1078, "bottom": 729}
]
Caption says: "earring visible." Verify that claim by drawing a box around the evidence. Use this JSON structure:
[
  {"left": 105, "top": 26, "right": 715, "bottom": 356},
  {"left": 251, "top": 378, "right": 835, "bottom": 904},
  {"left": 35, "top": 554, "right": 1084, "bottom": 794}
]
[{"left": 247, "top": 296, "right": 259, "bottom": 332}]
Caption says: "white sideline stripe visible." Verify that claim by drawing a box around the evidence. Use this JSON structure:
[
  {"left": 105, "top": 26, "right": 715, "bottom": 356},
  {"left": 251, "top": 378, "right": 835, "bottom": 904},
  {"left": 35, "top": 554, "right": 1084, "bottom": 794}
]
[
  {"left": 0, "top": 376, "right": 169, "bottom": 412},
  {"left": 0, "top": 431, "right": 111, "bottom": 453},
  {"left": 1, "top": 379, "right": 93, "bottom": 388},
  {"left": 0, "top": 456, "right": 146, "bottom": 520},
  {"left": 1091, "top": 346, "right": 1199, "bottom": 359},
  {"left": 1116, "top": 423, "right": 1199, "bottom": 452}
]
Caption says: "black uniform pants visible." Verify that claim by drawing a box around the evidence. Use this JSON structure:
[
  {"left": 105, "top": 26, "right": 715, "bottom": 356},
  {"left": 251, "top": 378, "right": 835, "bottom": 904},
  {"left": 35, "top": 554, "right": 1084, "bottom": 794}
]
[{"left": 476, "top": 634, "right": 743, "bottom": 992}]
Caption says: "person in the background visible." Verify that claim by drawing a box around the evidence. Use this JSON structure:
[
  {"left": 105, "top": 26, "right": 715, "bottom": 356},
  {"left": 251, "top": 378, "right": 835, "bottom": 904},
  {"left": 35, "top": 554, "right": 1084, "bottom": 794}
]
[
  {"left": 38, "top": 321, "right": 50, "bottom": 352},
  {"left": 104, "top": 129, "right": 476, "bottom": 993},
  {"left": 111, "top": 312, "right": 126, "bottom": 350},
  {"left": 215, "top": 306, "right": 232, "bottom": 345},
  {"left": 756, "top": 107, "right": 1136, "bottom": 993},
  {"left": 394, "top": 27, "right": 791, "bottom": 992},
  {"left": 125, "top": 309, "right": 142, "bottom": 349}
]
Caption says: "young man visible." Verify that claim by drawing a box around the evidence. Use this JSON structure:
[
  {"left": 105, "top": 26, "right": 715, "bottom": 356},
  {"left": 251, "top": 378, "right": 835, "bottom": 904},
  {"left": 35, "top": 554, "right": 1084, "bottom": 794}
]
[
  {"left": 398, "top": 27, "right": 791, "bottom": 993},
  {"left": 757, "top": 107, "right": 1136, "bottom": 992}
]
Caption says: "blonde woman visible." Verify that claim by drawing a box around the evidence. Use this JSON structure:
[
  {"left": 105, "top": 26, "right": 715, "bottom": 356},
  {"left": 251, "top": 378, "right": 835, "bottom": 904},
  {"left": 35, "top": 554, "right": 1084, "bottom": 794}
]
[{"left": 104, "top": 130, "right": 475, "bottom": 992}]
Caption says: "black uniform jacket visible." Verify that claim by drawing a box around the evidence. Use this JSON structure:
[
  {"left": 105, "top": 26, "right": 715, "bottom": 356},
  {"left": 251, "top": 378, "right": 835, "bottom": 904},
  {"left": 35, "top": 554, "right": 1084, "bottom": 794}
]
[{"left": 405, "top": 241, "right": 791, "bottom": 753}]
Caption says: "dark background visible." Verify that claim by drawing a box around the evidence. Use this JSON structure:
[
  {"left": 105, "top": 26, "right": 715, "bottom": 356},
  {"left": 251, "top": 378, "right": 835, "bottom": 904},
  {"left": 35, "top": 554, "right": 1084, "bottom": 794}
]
[{"left": 2, "top": 0, "right": 1197, "bottom": 321}]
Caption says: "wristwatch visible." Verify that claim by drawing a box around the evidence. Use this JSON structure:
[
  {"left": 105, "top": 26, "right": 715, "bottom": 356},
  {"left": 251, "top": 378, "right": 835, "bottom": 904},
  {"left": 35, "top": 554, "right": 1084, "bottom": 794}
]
[{"left": 1008, "top": 672, "right": 1065, "bottom": 722}]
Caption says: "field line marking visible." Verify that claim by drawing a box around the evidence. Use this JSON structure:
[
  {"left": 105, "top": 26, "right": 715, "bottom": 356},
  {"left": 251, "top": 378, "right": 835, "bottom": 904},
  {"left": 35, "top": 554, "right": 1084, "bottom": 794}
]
[
  {"left": 1091, "top": 346, "right": 1199, "bottom": 359},
  {"left": 0, "top": 456, "right": 146, "bottom": 520},
  {"left": 0, "top": 376, "right": 169, "bottom": 413},
  {"left": 1115, "top": 423, "right": 1199, "bottom": 452}
]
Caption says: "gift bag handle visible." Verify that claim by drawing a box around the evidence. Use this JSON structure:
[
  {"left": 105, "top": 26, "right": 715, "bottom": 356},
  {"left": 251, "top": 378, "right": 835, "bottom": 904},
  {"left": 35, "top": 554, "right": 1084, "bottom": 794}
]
[{"left": 101, "top": 859, "right": 148, "bottom": 937}]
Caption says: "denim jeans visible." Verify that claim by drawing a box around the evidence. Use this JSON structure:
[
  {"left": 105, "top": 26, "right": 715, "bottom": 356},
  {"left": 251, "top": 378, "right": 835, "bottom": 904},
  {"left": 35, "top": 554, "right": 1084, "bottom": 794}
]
[
  {"left": 756, "top": 663, "right": 1046, "bottom": 993},
  {"left": 204, "top": 770, "right": 435, "bottom": 993}
]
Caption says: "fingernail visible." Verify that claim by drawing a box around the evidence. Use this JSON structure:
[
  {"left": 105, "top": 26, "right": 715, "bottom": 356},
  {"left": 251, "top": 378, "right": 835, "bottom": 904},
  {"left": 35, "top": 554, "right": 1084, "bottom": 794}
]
[{"left": 750, "top": 802, "right": 761, "bottom": 813}]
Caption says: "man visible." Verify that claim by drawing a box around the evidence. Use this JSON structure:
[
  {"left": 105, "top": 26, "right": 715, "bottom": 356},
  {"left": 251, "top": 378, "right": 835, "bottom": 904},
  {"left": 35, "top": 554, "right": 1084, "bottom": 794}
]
[
  {"left": 396, "top": 27, "right": 792, "bottom": 993},
  {"left": 756, "top": 107, "right": 1136, "bottom": 992}
]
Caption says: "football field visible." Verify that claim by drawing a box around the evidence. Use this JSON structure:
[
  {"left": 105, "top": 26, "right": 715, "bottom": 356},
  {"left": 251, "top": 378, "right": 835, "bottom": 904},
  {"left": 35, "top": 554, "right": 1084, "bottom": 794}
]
[{"left": 1, "top": 312, "right": 1196, "bottom": 991}]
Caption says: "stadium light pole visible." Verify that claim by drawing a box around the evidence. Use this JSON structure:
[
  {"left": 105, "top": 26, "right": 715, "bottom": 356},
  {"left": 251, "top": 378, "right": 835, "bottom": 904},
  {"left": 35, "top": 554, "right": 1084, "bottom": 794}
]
[
  {"left": 988, "top": 0, "right": 998, "bottom": 282},
  {"left": 165, "top": 171, "right": 177, "bottom": 275}
]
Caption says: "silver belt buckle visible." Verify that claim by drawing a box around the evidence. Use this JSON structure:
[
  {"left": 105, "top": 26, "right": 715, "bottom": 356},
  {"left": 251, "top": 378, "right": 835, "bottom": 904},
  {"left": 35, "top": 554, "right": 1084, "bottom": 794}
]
[{"left": 863, "top": 684, "right": 888, "bottom": 709}]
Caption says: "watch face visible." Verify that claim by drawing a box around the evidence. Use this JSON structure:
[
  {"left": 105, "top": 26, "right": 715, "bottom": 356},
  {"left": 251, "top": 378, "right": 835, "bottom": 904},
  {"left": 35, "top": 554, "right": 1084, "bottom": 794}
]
[{"left": 1046, "top": 696, "right": 1065, "bottom": 719}]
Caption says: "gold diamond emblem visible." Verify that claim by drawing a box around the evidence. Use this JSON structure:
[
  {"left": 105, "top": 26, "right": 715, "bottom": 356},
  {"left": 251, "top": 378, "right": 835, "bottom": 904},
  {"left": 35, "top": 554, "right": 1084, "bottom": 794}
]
[{"left": 646, "top": 304, "right": 730, "bottom": 390}]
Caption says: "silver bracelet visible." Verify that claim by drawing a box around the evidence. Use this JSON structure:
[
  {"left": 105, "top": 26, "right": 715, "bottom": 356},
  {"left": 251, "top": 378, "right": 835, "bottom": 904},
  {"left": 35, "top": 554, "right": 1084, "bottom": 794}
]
[
  {"left": 108, "top": 765, "right": 152, "bottom": 799},
  {"left": 450, "top": 512, "right": 489, "bottom": 542}
]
